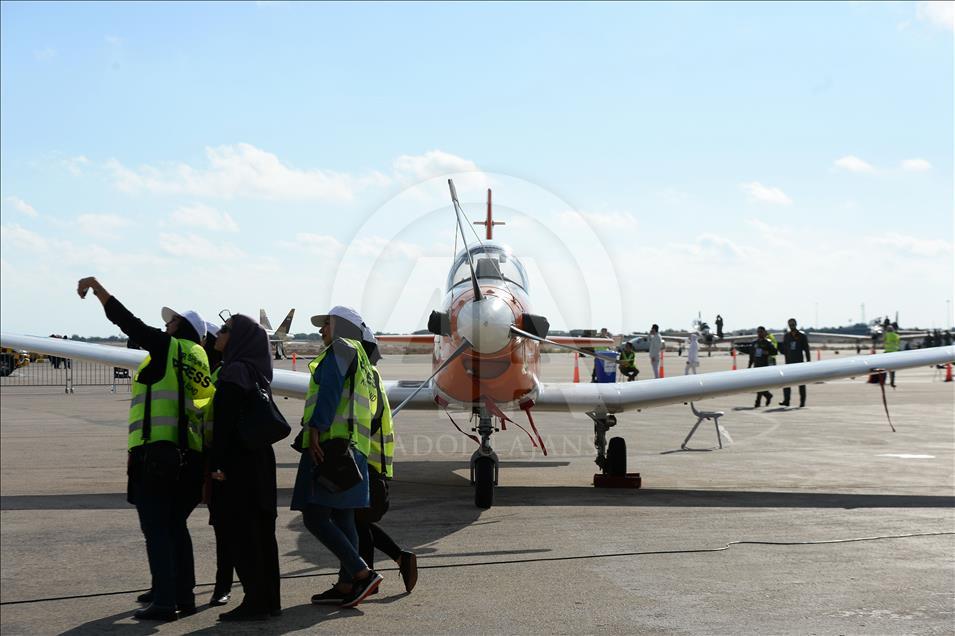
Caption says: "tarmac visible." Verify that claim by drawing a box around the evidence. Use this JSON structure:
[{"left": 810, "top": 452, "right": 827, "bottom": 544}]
[{"left": 1, "top": 351, "right": 953, "bottom": 635}]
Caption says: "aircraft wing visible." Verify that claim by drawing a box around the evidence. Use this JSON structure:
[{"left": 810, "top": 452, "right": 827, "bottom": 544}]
[
  {"left": 808, "top": 331, "right": 871, "bottom": 341},
  {"left": 548, "top": 336, "right": 614, "bottom": 347},
  {"left": 4, "top": 333, "right": 952, "bottom": 414},
  {"left": 530, "top": 347, "right": 955, "bottom": 413},
  {"left": 375, "top": 335, "right": 437, "bottom": 345}
]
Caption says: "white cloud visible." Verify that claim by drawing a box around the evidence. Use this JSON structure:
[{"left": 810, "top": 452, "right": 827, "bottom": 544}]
[
  {"left": 916, "top": 1, "right": 954, "bottom": 32},
  {"left": 867, "top": 234, "right": 952, "bottom": 258},
  {"left": 834, "top": 155, "right": 877, "bottom": 174},
  {"left": 107, "top": 143, "right": 389, "bottom": 200},
  {"left": 900, "top": 158, "right": 932, "bottom": 172},
  {"left": 293, "top": 232, "right": 345, "bottom": 255},
  {"left": 34, "top": 48, "right": 57, "bottom": 61},
  {"left": 75, "top": 214, "right": 131, "bottom": 240},
  {"left": 158, "top": 232, "right": 245, "bottom": 261},
  {"left": 5, "top": 196, "right": 38, "bottom": 217},
  {"left": 669, "top": 233, "right": 752, "bottom": 262},
  {"left": 169, "top": 203, "right": 239, "bottom": 232},
  {"left": 0, "top": 224, "right": 48, "bottom": 250},
  {"left": 105, "top": 35, "right": 124, "bottom": 46},
  {"left": 63, "top": 155, "right": 90, "bottom": 176},
  {"left": 392, "top": 150, "right": 481, "bottom": 182},
  {"left": 740, "top": 181, "right": 793, "bottom": 205}
]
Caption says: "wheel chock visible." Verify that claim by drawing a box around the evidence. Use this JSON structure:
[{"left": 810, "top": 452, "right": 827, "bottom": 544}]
[{"left": 593, "top": 472, "right": 642, "bottom": 488}]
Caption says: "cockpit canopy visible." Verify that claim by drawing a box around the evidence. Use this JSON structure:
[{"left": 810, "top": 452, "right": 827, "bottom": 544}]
[{"left": 447, "top": 243, "right": 528, "bottom": 292}]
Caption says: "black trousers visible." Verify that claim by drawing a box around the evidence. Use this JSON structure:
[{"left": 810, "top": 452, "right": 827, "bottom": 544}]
[
  {"left": 782, "top": 385, "right": 806, "bottom": 405},
  {"left": 133, "top": 479, "right": 201, "bottom": 609},
  {"left": 621, "top": 367, "right": 638, "bottom": 381},
  {"left": 357, "top": 520, "right": 403, "bottom": 569},
  {"left": 212, "top": 521, "right": 234, "bottom": 593},
  {"left": 755, "top": 390, "right": 772, "bottom": 406},
  {"left": 225, "top": 509, "right": 280, "bottom": 613}
]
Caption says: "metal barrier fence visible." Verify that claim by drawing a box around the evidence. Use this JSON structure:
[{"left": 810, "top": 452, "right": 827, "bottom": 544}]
[{"left": 0, "top": 358, "right": 132, "bottom": 393}]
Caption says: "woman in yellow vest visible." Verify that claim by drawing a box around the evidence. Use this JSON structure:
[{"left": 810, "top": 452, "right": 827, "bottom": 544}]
[
  {"left": 291, "top": 306, "right": 382, "bottom": 608},
  {"left": 77, "top": 276, "right": 212, "bottom": 622},
  {"left": 208, "top": 313, "right": 281, "bottom": 621}
]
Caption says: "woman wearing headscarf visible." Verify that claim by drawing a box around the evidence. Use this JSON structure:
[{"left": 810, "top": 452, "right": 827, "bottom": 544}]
[
  {"left": 199, "top": 322, "right": 233, "bottom": 608},
  {"left": 209, "top": 313, "right": 281, "bottom": 621}
]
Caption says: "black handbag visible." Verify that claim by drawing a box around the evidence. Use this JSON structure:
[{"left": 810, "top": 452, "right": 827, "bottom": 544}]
[
  {"left": 238, "top": 380, "right": 291, "bottom": 449},
  {"left": 313, "top": 438, "right": 363, "bottom": 493}
]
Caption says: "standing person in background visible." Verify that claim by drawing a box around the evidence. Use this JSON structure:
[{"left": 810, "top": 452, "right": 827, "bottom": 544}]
[
  {"left": 748, "top": 326, "right": 778, "bottom": 407},
  {"left": 76, "top": 276, "right": 211, "bottom": 622},
  {"left": 209, "top": 314, "right": 281, "bottom": 621},
  {"left": 715, "top": 314, "right": 724, "bottom": 339},
  {"left": 48, "top": 334, "right": 61, "bottom": 368},
  {"left": 199, "top": 322, "right": 233, "bottom": 608},
  {"left": 883, "top": 325, "right": 901, "bottom": 388},
  {"left": 684, "top": 333, "right": 700, "bottom": 375},
  {"left": 60, "top": 334, "right": 72, "bottom": 369},
  {"left": 648, "top": 324, "right": 663, "bottom": 379},
  {"left": 780, "top": 318, "right": 812, "bottom": 407}
]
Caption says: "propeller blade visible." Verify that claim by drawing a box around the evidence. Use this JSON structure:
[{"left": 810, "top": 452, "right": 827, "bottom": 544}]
[
  {"left": 510, "top": 325, "right": 618, "bottom": 361},
  {"left": 448, "top": 179, "right": 483, "bottom": 301},
  {"left": 391, "top": 338, "right": 472, "bottom": 416}
]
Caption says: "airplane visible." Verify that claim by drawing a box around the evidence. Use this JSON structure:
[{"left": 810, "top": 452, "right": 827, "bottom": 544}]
[
  {"left": 627, "top": 313, "right": 752, "bottom": 356},
  {"left": 259, "top": 308, "right": 295, "bottom": 360},
  {"left": 2, "top": 181, "right": 953, "bottom": 510},
  {"left": 810, "top": 314, "right": 928, "bottom": 349}
]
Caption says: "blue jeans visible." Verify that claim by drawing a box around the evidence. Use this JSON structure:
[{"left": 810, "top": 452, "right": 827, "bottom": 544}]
[
  {"left": 133, "top": 482, "right": 199, "bottom": 609},
  {"left": 302, "top": 505, "right": 368, "bottom": 580}
]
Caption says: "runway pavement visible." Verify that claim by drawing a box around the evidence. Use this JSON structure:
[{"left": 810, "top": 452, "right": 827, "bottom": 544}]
[{"left": 1, "top": 352, "right": 953, "bottom": 634}]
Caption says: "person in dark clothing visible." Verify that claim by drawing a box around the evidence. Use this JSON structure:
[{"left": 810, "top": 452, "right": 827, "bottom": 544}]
[
  {"left": 200, "top": 322, "right": 233, "bottom": 608},
  {"left": 780, "top": 318, "right": 811, "bottom": 407},
  {"left": 209, "top": 314, "right": 281, "bottom": 621},
  {"left": 60, "top": 334, "right": 72, "bottom": 368},
  {"left": 748, "top": 326, "right": 778, "bottom": 407},
  {"left": 715, "top": 314, "right": 724, "bottom": 340},
  {"left": 76, "top": 276, "right": 211, "bottom": 622},
  {"left": 48, "top": 334, "right": 61, "bottom": 368}
]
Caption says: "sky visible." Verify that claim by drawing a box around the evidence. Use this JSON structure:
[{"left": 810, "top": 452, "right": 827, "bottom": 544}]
[{"left": 1, "top": 1, "right": 953, "bottom": 337}]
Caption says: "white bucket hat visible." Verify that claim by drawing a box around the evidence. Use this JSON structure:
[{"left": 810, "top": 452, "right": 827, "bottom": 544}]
[{"left": 161, "top": 307, "right": 207, "bottom": 340}]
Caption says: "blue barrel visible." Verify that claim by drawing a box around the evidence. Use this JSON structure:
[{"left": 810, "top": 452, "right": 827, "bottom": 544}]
[{"left": 593, "top": 350, "right": 619, "bottom": 383}]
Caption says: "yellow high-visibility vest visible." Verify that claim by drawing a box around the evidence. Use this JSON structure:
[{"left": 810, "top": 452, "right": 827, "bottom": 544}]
[
  {"left": 301, "top": 338, "right": 374, "bottom": 457},
  {"left": 128, "top": 338, "right": 212, "bottom": 451},
  {"left": 367, "top": 367, "right": 394, "bottom": 478}
]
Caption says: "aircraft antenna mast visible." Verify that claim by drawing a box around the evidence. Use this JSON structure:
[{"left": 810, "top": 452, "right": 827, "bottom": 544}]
[{"left": 474, "top": 188, "right": 504, "bottom": 240}]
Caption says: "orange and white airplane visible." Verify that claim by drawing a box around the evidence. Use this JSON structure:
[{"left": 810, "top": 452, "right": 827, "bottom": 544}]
[{"left": 2, "top": 179, "right": 953, "bottom": 509}]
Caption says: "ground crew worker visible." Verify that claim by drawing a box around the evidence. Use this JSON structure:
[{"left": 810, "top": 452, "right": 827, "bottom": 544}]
[
  {"left": 883, "top": 325, "right": 901, "bottom": 387},
  {"left": 766, "top": 331, "right": 779, "bottom": 366},
  {"left": 780, "top": 318, "right": 811, "bottom": 407},
  {"left": 618, "top": 342, "right": 639, "bottom": 381},
  {"left": 291, "top": 306, "right": 383, "bottom": 609},
  {"left": 77, "top": 276, "right": 211, "bottom": 622},
  {"left": 748, "top": 326, "right": 778, "bottom": 407}
]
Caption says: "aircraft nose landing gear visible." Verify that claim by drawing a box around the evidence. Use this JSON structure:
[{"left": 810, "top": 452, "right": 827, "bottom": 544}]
[
  {"left": 469, "top": 407, "right": 499, "bottom": 509},
  {"left": 588, "top": 411, "right": 642, "bottom": 489}
]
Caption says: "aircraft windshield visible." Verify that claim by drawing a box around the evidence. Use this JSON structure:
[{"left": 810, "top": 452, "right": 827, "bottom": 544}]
[{"left": 447, "top": 244, "right": 528, "bottom": 292}]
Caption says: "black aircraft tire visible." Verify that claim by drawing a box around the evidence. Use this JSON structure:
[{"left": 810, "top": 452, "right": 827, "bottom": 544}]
[
  {"left": 607, "top": 436, "right": 627, "bottom": 476},
  {"left": 474, "top": 458, "right": 495, "bottom": 509}
]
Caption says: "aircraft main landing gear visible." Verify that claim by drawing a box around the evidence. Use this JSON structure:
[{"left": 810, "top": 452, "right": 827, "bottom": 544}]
[
  {"left": 469, "top": 407, "right": 499, "bottom": 509},
  {"left": 589, "top": 411, "right": 642, "bottom": 489}
]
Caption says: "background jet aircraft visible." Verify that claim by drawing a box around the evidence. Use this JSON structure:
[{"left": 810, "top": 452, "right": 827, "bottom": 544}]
[
  {"left": 3, "top": 182, "right": 952, "bottom": 509},
  {"left": 259, "top": 308, "right": 295, "bottom": 359}
]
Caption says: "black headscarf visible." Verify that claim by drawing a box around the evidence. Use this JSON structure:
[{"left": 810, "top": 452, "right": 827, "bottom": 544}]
[
  {"left": 218, "top": 313, "right": 273, "bottom": 391},
  {"left": 204, "top": 334, "right": 222, "bottom": 373}
]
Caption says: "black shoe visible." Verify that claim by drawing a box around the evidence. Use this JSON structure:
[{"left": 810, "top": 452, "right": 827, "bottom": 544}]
[
  {"left": 754, "top": 399, "right": 761, "bottom": 408},
  {"left": 399, "top": 551, "right": 418, "bottom": 593},
  {"left": 209, "top": 590, "right": 231, "bottom": 606},
  {"left": 218, "top": 605, "right": 269, "bottom": 622},
  {"left": 136, "top": 590, "right": 153, "bottom": 604},
  {"left": 311, "top": 587, "right": 348, "bottom": 605},
  {"left": 341, "top": 571, "right": 382, "bottom": 608},
  {"left": 766, "top": 393, "right": 773, "bottom": 406},
  {"left": 270, "top": 608, "right": 283, "bottom": 617},
  {"left": 779, "top": 401, "right": 790, "bottom": 407},
  {"left": 177, "top": 603, "right": 198, "bottom": 617},
  {"left": 799, "top": 402, "right": 805, "bottom": 408},
  {"left": 133, "top": 604, "right": 178, "bottom": 622}
]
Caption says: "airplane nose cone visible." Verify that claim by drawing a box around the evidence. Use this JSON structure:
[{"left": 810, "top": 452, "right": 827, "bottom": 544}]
[{"left": 457, "top": 296, "right": 514, "bottom": 354}]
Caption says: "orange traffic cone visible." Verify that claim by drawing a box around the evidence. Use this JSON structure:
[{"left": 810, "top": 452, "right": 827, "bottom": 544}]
[
  {"left": 573, "top": 352, "right": 580, "bottom": 383},
  {"left": 945, "top": 362, "right": 953, "bottom": 383},
  {"left": 816, "top": 349, "right": 821, "bottom": 361},
  {"left": 660, "top": 349, "right": 665, "bottom": 378},
  {"left": 731, "top": 348, "right": 737, "bottom": 371},
  {"left": 292, "top": 352, "right": 297, "bottom": 371}
]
